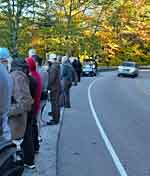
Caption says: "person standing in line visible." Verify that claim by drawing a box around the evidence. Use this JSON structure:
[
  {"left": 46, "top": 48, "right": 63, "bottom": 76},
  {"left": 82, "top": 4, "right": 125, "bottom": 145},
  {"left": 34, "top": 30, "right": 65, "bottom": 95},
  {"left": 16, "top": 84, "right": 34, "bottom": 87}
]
[
  {"left": 69, "top": 57, "right": 78, "bottom": 85},
  {"left": 72, "top": 57, "right": 82, "bottom": 82},
  {"left": 9, "top": 59, "right": 33, "bottom": 140},
  {"left": 21, "top": 60, "right": 38, "bottom": 169},
  {"left": 28, "top": 48, "right": 37, "bottom": 58},
  {"left": 60, "top": 56, "right": 77, "bottom": 108},
  {"left": 28, "top": 49, "right": 47, "bottom": 132},
  {"left": 34, "top": 56, "right": 48, "bottom": 124},
  {"left": 47, "top": 54, "right": 61, "bottom": 125},
  {"left": 34, "top": 55, "right": 48, "bottom": 142},
  {"left": 0, "top": 48, "right": 12, "bottom": 141},
  {"left": 26, "top": 57, "right": 42, "bottom": 153}
]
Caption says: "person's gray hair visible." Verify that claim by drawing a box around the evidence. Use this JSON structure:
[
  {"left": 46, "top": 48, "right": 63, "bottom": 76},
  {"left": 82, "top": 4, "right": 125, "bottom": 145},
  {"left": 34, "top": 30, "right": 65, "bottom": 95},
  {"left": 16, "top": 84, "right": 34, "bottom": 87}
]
[
  {"left": 28, "top": 48, "right": 36, "bottom": 57},
  {"left": 62, "top": 56, "right": 68, "bottom": 64}
]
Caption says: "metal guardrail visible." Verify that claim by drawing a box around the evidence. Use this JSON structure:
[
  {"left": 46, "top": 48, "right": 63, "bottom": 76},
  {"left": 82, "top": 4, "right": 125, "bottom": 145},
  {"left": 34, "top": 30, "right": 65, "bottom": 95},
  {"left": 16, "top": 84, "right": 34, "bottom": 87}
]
[
  {"left": 98, "top": 66, "right": 150, "bottom": 72},
  {"left": 98, "top": 66, "right": 117, "bottom": 72},
  {"left": 139, "top": 66, "right": 150, "bottom": 69}
]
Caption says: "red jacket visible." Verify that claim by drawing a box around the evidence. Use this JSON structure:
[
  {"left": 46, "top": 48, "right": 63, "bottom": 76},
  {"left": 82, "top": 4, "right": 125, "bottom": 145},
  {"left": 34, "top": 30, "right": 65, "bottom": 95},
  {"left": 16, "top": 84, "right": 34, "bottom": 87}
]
[{"left": 26, "top": 57, "right": 42, "bottom": 115}]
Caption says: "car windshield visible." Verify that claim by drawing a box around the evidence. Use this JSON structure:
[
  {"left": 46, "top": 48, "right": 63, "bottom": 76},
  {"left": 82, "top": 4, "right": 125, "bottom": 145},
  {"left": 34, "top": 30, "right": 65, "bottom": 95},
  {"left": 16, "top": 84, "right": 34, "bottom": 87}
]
[
  {"left": 83, "top": 60, "right": 95, "bottom": 65},
  {"left": 83, "top": 64, "right": 91, "bottom": 68},
  {"left": 122, "top": 62, "right": 135, "bottom": 67}
]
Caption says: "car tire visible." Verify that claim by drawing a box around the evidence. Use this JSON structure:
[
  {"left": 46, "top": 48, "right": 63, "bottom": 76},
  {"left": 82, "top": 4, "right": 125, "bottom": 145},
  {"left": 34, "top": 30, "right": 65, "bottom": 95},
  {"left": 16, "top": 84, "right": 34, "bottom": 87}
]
[
  {"left": 91, "top": 73, "right": 93, "bottom": 77},
  {"left": 118, "top": 74, "right": 121, "bottom": 77},
  {"left": 131, "top": 75, "right": 136, "bottom": 78}
]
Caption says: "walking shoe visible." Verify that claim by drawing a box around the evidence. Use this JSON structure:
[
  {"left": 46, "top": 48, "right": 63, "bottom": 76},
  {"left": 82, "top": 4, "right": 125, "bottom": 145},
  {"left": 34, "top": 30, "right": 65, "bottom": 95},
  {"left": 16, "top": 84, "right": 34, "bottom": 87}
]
[
  {"left": 48, "top": 112, "right": 52, "bottom": 116},
  {"left": 34, "top": 149, "right": 40, "bottom": 154},
  {"left": 64, "top": 105, "right": 71, "bottom": 108},
  {"left": 47, "top": 120, "right": 59, "bottom": 125},
  {"left": 38, "top": 136, "right": 43, "bottom": 143},
  {"left": 24, "top": 163, "right": 36, "bottom": 169}
]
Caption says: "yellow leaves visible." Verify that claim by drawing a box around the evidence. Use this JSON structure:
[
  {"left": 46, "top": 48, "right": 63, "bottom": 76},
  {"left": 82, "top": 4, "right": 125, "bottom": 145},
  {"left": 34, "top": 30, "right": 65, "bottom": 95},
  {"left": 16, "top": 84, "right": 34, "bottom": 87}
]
[
  {"left": 132, "top": 0, "right": 145, "bottom": 7},
  {"left": 136, "top": 22, "right": 150, "bottom": 42},
  {"left": 83, "top": 30, "right": 92, "bottom": 37},
  {"left": 105, "top": 42, "right": 120, "bottom": 58},
  {"left": 4, "top": 0, "right": 148, "bottom": 63},
  {"left": 57, "top": 11, "right": 66, "bottom": 18},
  {"left": 134, "top": 50, "right": 144, "bottom": 57},
  {"left": 99, "top": 31, "right": 112, "bottom": 41},
  {"left": 124, "top": 25, "right": 134, "bottom": 32}
]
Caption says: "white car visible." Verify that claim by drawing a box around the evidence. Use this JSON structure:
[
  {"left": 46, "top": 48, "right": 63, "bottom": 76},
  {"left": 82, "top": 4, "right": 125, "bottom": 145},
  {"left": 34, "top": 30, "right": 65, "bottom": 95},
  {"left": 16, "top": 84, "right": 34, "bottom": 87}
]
[
  {"left": 82, "top": 64, "right": 97, "bottom": 76},
  {"left": 82, "top": 59, "right": 97, "bottom": 77},
  {"left": 118, "top": 61, "right": 139, "bottom": 77}
]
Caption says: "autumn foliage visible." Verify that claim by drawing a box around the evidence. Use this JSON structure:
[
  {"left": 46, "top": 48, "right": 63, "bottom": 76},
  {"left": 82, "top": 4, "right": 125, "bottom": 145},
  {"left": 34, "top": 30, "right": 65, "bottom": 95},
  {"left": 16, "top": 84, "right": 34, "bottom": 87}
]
[{"left": 0, "top": 0, "right": 149, "bottom": 65}]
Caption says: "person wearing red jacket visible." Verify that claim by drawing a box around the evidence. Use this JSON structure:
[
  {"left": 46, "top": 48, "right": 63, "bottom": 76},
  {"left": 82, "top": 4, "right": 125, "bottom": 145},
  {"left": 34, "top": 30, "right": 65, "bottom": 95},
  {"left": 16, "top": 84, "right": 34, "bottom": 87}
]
[{"left": 26, "top": 57, "right": 42, "bottom": 153}]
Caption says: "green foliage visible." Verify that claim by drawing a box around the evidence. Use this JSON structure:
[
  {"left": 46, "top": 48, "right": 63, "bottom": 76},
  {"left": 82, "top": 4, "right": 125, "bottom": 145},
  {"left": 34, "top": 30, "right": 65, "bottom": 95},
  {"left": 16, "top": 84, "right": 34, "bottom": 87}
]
[{"left": 0, "top": 0, "right": 149, "bottom": 65}]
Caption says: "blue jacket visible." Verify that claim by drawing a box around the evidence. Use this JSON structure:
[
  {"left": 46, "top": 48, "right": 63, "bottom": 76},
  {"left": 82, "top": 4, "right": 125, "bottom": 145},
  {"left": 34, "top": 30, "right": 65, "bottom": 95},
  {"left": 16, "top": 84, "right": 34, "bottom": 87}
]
[
  {"left": 0, "top": 63, "right": 12, "bottom": 141},
  {"left": 61, "top": 61, "right": 76, "bottom": 82}
]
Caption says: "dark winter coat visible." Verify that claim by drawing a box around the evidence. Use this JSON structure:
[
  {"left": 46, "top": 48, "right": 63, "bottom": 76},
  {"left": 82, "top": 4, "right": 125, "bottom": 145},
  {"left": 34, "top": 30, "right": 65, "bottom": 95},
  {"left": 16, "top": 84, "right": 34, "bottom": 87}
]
[{"left": 47, "top": 63, "right": 61, "bottom": 93}]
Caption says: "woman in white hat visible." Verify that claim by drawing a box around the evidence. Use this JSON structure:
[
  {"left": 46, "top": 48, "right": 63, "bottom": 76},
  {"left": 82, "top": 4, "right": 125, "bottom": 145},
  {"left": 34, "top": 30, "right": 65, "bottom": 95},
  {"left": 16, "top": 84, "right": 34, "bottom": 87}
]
[{"left": 47, "top": 54, "right": 61, "bottom": 125}]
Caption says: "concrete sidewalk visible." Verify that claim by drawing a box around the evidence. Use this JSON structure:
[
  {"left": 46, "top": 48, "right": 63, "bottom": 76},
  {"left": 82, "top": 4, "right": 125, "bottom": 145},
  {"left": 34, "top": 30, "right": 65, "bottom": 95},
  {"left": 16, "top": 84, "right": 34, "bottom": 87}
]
[{"left": 23, "top": 102, "right": 63, "bottom": 176}]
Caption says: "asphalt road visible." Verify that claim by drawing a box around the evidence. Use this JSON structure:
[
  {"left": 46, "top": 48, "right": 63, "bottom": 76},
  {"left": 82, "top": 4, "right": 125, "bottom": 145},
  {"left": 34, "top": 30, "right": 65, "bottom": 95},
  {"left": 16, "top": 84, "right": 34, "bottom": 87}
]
[{"left": 58, "top": 71, "right": 150, "bottom": 176}]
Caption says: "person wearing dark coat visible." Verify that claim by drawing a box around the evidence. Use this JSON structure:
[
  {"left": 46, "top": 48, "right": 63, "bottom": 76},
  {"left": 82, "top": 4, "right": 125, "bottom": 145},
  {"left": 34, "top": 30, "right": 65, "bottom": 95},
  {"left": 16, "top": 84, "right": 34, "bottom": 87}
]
[
  {"left": 26, "top": 57, "right": 42, "bottom": 154},
  {"left": 10, "top": 59, "right": 36, "bottom": 169},
  {"left": 72, "top": 57, "right": 82, "bottom": 82},
  {"left": 22, "top": 73, "right": 37, "bottom": 169},
  {"left": 47, "top": 54, "right": 61, "bottom": 125},
  {"left": 60, "top": 56, "right": 77, "bottom": 108},
  {"left": 9, "top": 59, "right": 33, "bottom": 140}
]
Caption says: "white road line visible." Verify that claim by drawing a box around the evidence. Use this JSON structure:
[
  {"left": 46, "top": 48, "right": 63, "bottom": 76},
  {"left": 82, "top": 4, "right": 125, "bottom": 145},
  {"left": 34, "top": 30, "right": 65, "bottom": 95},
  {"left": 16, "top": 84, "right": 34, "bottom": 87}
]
[
  {"left": 140, "top": 70, "right": 150, "bottom": 72},
  {"left": 88, "top": 78, "right": 128, "bottom": 176}
]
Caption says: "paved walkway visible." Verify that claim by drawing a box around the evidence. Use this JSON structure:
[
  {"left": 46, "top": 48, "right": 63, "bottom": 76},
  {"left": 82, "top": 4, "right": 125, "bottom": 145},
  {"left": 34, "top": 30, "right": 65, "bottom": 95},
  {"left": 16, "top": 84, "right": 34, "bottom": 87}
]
[{"left": 23, "top": 102, "right": 63, "bottom": 176}]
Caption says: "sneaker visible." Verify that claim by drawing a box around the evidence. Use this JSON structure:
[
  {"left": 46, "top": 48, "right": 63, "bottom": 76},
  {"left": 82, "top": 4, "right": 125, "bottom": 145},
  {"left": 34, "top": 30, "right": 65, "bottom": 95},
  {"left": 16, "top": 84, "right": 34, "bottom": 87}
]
[
  {"left": 38, "top": 136, "right": 43, "bottom": 143},
  {"left": 24, "top": 163, "right": 36, "bottom": 169},
  {"left": 47, "top": 120, "right": 59, "bottom": 126},
  {"left": 48, "top": 112, "right": 52, "bottom": 116},
  {"left": 34, "top": 150, "right": 40, "bottom": 154}
]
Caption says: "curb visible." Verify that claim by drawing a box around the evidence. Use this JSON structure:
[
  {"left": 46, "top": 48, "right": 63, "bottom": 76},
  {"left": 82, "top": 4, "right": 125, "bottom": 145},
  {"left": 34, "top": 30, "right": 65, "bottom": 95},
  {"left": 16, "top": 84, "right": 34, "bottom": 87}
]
[{"left": 56, "top": 108, "right": 65, "bottom": 176}]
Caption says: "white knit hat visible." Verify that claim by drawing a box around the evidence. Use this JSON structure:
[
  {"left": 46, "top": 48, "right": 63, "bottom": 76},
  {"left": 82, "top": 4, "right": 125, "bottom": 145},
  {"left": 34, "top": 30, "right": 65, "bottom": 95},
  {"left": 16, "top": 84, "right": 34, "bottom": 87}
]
[
  {"left": 69, "top": 57, "right": 76, "bottom": 63},
  {"left": 28, "top": 48, "right": 36, "bottom": 57},
  {"left": 62, "top": 56, "right": 68, "bottom": 64},
  {"left": 48, "top": 53, "right": 57, "bottom": 62}
]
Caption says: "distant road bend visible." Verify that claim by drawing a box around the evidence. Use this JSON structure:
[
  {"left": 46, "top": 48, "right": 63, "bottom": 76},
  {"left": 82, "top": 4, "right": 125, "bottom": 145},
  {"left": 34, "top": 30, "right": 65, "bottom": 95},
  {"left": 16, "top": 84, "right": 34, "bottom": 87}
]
[{"left": 58, "top": 71, "right": 150, "bottom": 176}]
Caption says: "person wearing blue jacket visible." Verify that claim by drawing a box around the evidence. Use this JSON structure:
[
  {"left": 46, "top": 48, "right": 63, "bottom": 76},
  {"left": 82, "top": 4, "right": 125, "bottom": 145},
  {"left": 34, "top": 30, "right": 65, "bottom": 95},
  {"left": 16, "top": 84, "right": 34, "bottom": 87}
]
[
  {"left": 0, "top": 48, "right": 12, "bottom": 141},
  {"left": 60, "top": 56, "right": 77, "bottom": 108}
]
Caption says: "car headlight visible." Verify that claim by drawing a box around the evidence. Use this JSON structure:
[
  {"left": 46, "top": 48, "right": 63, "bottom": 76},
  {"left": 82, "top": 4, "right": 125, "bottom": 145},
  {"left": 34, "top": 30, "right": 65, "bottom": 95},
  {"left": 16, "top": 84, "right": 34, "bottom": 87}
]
[
  {"left": 130, "top": 68, "right": 135, "bottom": 72},
  {"left": 118, "top": 67, "right": 122, "bottom": 72}
]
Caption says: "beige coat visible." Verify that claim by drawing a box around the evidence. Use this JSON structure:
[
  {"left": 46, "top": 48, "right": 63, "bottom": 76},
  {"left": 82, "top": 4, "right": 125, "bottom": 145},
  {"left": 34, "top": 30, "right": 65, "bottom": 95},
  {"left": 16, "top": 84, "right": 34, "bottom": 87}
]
[{"left": 9, "top": 71, "right": 33, "bottom": 140}]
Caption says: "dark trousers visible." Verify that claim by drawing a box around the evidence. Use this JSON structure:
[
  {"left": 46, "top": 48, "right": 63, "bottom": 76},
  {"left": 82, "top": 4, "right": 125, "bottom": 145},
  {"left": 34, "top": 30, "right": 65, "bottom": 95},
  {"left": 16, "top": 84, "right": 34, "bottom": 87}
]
[
  {"left": 77, "top": 72, "right": 81, "bottom": 82},
  {"left": 63, "top": 80, "right": 72, "bottom": 108},
  {"left": 22, "top": 113, "right": 34, "bottom": 165},
  {"left": 50, "top": 91, "right": 60, "bottom": 123},
  {"left": 32, "top": 118, "right": 39, "bottom": 152}
]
